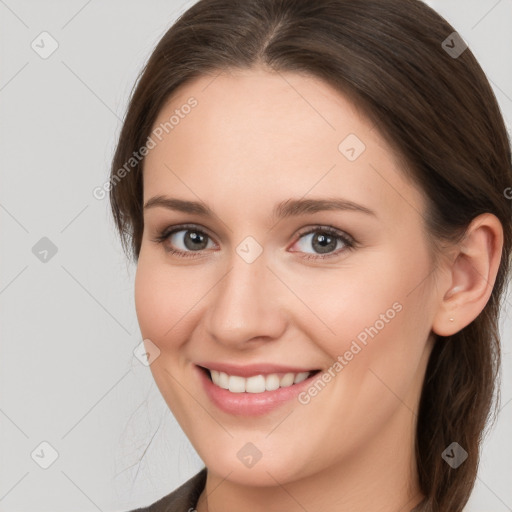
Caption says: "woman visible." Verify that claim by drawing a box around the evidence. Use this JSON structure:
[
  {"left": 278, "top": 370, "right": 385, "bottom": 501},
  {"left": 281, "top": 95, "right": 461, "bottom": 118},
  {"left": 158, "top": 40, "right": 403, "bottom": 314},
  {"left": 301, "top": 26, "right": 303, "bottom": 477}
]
[{"left": 109, "top": 0, "right": 512, "bottom": 510}]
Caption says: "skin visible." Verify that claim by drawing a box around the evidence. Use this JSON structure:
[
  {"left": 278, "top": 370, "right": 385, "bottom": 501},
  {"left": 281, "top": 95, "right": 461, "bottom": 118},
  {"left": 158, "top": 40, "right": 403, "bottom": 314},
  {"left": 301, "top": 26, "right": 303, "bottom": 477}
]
[{"left": 134, "top": 67, "right": 503, "bottom": 512}]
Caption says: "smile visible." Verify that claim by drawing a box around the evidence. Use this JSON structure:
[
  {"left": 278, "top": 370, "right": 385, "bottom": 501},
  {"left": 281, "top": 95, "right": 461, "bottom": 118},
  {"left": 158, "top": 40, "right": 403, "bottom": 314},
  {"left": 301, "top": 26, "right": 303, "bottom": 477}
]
[
  {"left": 196, "top": 364, "right": 322, "bottom": 416},
  {"left": 208, "top": 368, "right": 315, "bottom": 393}
]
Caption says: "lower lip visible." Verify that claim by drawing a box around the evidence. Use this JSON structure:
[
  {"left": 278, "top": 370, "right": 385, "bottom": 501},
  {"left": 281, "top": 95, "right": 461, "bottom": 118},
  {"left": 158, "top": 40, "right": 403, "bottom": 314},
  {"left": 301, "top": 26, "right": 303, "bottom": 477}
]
[{"left": 196, "top": 365, "right": 320, "bottom": 416}]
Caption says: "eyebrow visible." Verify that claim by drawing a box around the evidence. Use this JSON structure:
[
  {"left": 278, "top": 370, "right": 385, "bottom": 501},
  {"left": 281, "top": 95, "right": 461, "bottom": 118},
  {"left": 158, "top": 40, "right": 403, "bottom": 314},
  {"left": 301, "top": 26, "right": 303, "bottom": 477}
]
[{"left": 143, "top": 195, "right": 376, "bottom": 220}]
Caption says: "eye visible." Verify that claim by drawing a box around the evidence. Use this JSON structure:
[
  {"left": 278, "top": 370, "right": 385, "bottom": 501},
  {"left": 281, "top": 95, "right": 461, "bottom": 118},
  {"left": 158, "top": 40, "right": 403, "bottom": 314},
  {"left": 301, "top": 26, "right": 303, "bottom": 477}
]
[
  {"left": 152, "top": 224, "right": 216, "bottom": 258},
  {"left": 152, "top": 224, "right": 356, "bottom": 260},
  {"left": 290, "top": 226, "right": 355, "bottom": 260}
]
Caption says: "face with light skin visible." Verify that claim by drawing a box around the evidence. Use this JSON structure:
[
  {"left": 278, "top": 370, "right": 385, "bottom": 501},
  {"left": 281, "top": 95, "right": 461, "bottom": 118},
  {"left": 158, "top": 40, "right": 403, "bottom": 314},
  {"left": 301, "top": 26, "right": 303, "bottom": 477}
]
[{"left": 134, "top": 67, "right": 503, "bottom": 512}]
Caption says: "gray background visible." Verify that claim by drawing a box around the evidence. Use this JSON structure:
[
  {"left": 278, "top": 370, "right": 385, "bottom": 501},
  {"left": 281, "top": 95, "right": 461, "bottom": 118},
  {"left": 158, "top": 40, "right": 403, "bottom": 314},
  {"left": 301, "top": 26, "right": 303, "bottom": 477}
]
[{"left": 0, "top": 1, "right": 510, "bottom": 510}]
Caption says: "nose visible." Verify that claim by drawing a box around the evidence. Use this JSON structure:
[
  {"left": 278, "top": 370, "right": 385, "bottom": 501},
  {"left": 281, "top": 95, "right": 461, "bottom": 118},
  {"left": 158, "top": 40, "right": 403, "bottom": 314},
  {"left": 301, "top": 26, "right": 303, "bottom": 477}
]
[{"left": 203, "top": 249, "right": 288, "bottom": 350}]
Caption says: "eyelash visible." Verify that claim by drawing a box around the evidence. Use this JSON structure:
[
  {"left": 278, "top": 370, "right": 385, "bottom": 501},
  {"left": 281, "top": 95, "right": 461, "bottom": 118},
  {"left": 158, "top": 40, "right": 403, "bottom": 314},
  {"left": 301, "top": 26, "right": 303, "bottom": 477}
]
[{"left": 151, "top": 223, "right": 357, "bottom": 261}]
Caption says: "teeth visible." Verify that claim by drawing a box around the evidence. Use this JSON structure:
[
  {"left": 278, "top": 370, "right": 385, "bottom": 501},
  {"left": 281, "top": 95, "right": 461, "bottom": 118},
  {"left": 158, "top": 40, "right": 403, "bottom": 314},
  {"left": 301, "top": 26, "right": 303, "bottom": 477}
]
[
  {"left": 228, "top": 375, "right": 246, "bottom": 393},
  {"left": 218, "top": 371, "right": 229, "bottom": 389},
  {"left": 294, "top": 372, "right": 310, "bottom": 384},
  {"left": 209, "top": 369, "right": 313, "bottom": 393},
  {"left": 265, "top": 374, "right": 280, "bottom": 391},
  {"left": 246, "top": 375, "right": 266, "bottom": 393},
  {"left": 280, "top": 373, "right": 295, "bottom": 387}
]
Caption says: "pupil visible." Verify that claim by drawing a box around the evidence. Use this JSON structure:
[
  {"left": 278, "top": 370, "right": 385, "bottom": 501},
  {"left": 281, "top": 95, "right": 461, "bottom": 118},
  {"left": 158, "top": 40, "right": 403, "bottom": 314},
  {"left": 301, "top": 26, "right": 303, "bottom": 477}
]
[
  {"left": 313, "top": 232, "right": 336, "bottom": 254},
  {"left": 185, "top": 231, "right": 207, "bottom": 250}
]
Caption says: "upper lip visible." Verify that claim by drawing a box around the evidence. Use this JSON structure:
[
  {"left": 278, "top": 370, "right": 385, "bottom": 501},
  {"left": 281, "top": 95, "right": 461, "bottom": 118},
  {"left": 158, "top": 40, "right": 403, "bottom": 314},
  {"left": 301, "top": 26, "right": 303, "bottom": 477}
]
[{"left": 197, "top": 362, "right": 319, "bottom": 378}]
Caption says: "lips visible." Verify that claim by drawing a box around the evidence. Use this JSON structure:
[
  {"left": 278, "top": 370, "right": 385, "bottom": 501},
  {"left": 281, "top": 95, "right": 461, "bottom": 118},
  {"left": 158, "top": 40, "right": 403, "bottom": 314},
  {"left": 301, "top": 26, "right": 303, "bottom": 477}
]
[{"left": 195, "top": 363, "right": 322, "bottom": 416}]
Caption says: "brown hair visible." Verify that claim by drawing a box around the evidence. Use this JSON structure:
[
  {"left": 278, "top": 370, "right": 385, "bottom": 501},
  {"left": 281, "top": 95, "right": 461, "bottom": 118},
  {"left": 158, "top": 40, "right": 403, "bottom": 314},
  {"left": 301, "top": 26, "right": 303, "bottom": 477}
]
[{"left": 110, "top": 1, "right": 512, "bottom": 510}]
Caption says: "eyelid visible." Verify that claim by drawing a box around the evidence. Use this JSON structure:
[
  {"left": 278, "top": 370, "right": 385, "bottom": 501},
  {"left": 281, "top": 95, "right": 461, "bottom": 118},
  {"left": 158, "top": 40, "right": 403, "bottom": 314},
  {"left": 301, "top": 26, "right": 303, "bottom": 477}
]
[
  {"left": 293, "top": 225, "right": 355, "bottom": 245},
  {"left": 158, "top": 223, "right": 217, "bottom": 243},
  {"left": 288, "top": 225, "right": 356, "bottom": 260},
  {"left": 153, "top": 222, "right": 357, "bottom": 259},
  {"left": 152, "top": 223, "right": 219, "bottom": 257}
]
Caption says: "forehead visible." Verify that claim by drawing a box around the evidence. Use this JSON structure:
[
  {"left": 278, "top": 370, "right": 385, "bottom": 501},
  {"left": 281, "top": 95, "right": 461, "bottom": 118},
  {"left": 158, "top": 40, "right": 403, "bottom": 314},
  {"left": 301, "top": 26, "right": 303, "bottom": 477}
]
[{"left": 142, "top": 68, "right": 427, "bottom": 226}]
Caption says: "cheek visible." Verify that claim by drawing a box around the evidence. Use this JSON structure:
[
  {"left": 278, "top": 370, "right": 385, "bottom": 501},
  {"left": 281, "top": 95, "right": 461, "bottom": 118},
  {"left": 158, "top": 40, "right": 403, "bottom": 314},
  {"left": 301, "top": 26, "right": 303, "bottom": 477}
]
[
  {"left": 288, "top": 242, "right": 434, "bottom": 403},
  {"left": 134, "top": 259, "right": 166, "bottom": 341},
  {"left": 290, "top": 252, "right": 427, "bottom": 352},
  {"left": 134, "top": 250, "right": 221, "bottom": 362},
  {"left": 289, "top": 256, "right": 433, "bottom": 447},
  {"left": 134, "top": 253, "right": 196, "bottom": 346},
  {"left": 134, "top": 254, "right": 205, "bottom": 422}
]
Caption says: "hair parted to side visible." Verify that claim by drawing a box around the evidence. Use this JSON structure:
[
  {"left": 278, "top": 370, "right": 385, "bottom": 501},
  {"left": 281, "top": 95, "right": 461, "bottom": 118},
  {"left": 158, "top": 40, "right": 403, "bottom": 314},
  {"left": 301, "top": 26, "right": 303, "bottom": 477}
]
[{"left": 109, "top": 1, "right": 512, "bottom": 510}]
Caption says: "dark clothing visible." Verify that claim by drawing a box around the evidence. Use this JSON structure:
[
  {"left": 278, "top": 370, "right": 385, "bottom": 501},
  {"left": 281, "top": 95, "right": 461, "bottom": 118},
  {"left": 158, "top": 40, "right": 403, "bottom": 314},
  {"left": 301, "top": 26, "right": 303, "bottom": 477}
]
[
  {"left": 128, "top": 468, "right": 207, "bottom": 512},
  {"left": 128, "top": 467, "right": 426, "bottom": 511}
]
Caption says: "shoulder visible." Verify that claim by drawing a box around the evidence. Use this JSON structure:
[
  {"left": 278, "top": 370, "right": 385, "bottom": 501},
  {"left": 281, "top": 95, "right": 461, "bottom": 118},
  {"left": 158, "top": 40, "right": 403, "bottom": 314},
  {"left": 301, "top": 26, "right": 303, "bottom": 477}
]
[{"left": 127, "top": 467, "right": 207, "bottom": 512}]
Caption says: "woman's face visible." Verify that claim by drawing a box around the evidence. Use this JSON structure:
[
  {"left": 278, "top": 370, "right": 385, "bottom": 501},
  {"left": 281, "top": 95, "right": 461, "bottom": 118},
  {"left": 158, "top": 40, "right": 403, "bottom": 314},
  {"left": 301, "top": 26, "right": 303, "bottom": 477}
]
[{"left": 135, "top": 68, "right": 441, "bottom": 486}]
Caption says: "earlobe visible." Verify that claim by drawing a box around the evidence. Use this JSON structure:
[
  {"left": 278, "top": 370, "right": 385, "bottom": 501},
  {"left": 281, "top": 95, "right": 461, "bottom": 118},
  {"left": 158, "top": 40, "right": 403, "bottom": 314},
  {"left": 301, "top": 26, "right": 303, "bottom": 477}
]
[{"left": 432, "top": 213, "right": 503, "bottom": 337}]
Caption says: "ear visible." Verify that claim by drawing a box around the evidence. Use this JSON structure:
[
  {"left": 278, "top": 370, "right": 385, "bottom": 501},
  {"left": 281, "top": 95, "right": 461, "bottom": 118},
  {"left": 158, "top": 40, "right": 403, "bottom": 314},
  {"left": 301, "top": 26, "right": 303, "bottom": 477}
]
[{"left": 432, "top": 213, "right": 504, "bottom": 336}]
